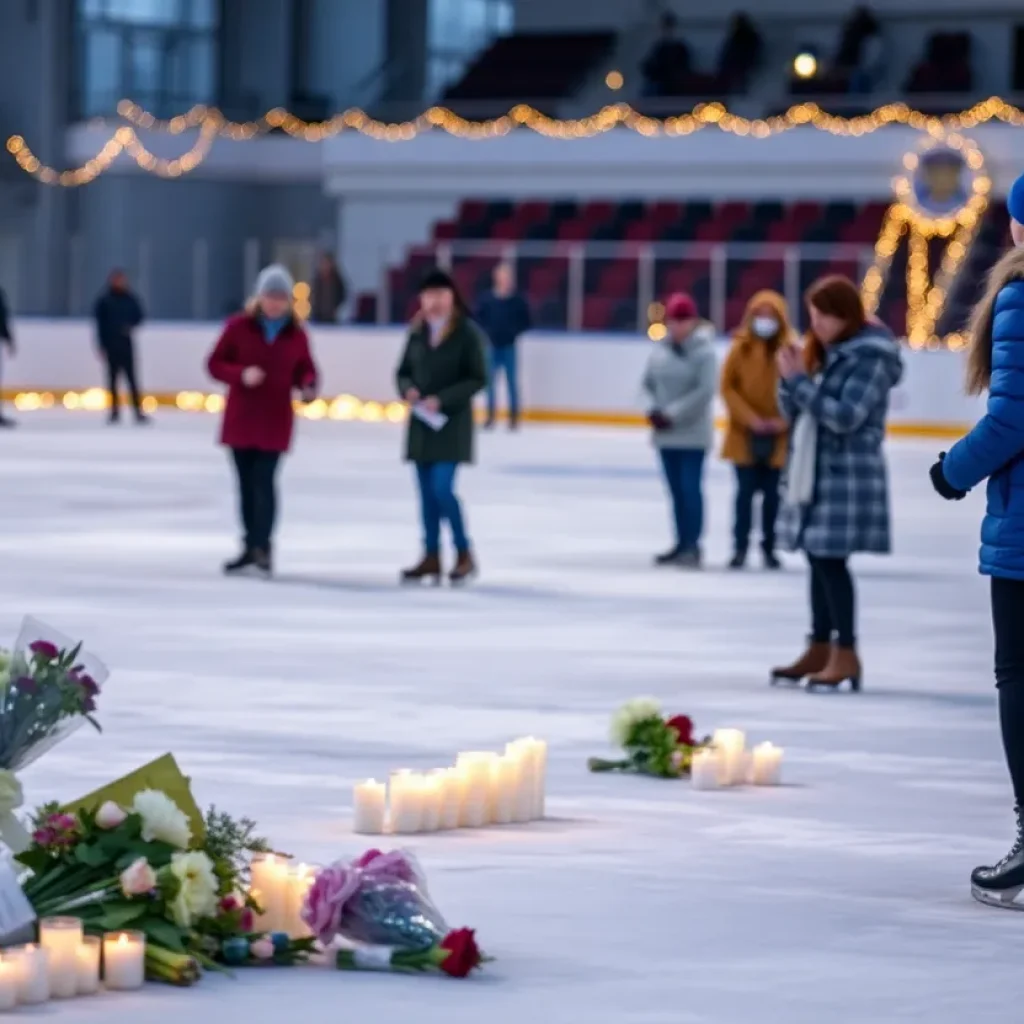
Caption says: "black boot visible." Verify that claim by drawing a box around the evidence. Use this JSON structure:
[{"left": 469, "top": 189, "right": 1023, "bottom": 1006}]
[
  {"left": 729, "top": 550, "right": 747, "bottom": 570},
  {"left": 654, "top": 545, "right": 683, "bottom": 566},
  {"left": 252, "top": 547, "right": 273, "bottom": 579},
  {"left": 223, "top": 549, "right": 256, "bottom": 575},
  {"left": 762, "top": 549, "right": 782, "bottom": 570},
  {"left": 971, "top": 809, "right": 1024, "bottom": 910}
]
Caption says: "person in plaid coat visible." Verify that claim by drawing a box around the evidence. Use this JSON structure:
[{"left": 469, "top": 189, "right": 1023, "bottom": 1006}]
[{"left": 770, "top": 276, "right": 903, "bottom": 692}]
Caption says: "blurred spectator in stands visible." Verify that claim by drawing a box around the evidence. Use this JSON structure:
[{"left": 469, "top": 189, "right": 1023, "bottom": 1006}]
[
  {"left": 905, "top": 32, "right": 973, "bottom": 94},
  {"left": 642, "top": 293, "right": 718, "bottom": 569},
  {"left": 94, "top": 269, "right": 148, "bottom": 425},
  {"left": 476, "top": 262, "right": 531, "bottom": 430},
  {"left": 833, "top": 5, "right": 882, "bottom": 92},
  {"left": 717, "top": 12, "right": 762, "bottom": 93},
  {"left": 720, "top": 291, "right": 794, "bottom": 571},
  {"left": 642, "top": 11, "right": 691, "bottom": 97},
  {"left": 0, "top": 286, "right": 14, "bottom": 427},
  {"left": 311, "top": 252, "right": 348, "bottom": 324}
]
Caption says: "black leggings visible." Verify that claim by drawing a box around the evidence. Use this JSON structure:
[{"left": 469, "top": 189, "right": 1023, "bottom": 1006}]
[
  {"left": 231, "top": 448, "right": 281, "bottom": 552},
  {"left": 808, "top": 555, "right": 856, "bottom": 648},
  {"left": 992, "top": 578, "right": 1024, "bottom": 807}
]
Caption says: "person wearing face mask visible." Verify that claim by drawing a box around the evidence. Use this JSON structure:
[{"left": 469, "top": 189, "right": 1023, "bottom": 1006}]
[
  {"left": 771, "top": 275, "right": 903, "bottom": 691},
  {"left": 641, "top": 292, "right": 718, "bottom": 568},
  {"left": 207, "top": 264, "right": 319, "bottom": 578},
  {"left": 929, "top": 173, "right": 1024, "bottom": 909},
  {"left": 720, "top": 291, "right": 795, "bottom": 569},
  {"left": 397, "top": 268, "right": 487, "bottom": 585}
]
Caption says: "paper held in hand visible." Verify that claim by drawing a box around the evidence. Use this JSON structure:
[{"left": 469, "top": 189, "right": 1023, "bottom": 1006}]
[{"left": 412, "top": 403, "right": 448, "bottom": 432}]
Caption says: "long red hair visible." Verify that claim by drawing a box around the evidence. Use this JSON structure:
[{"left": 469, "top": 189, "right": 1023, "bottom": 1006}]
[{"left": 803, "top": 275, "right": 867, "bottom": 373}]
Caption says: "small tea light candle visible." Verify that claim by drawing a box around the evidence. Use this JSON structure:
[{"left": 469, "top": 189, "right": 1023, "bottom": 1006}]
[
  {"left": 352, "top": 779, "right": 387, "bottom": 835},
  {"left": 0, "top": 956, "right": 18, "bottom": 1011},
  {"left": 712, "top": 728, "right": 747, "bottom": 786},
  {"left": 39, "top": 916, "right": 83, "bottom": 999},
  {"left": 103, "top": 932, "right": 145, "bottom": 991},
  {"left": 390, "top": 770, "right": 425, "bottom": 834},
  {"left": 691, "top": 748, "right": 721, "bottom": 790},
  {"left": 76, "top": 937, "right": 101, "bottom": 996},
  {"left": 10, "top": 945, "right": 50, "bottom": 1005},
  {"left": 751, "top": 742, "right": 784, "bottom": 786}
]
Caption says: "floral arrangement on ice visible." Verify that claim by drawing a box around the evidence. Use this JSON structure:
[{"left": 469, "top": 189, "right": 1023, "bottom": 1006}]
[
  {"left": 18, "top": 790, "right": 315, "bottom": 985},
  {"left": 587, "top": 698, "right": 708, "bottom": 778},
  {"left": 304, "top": 849, "right": 489, "bottom": 979}
]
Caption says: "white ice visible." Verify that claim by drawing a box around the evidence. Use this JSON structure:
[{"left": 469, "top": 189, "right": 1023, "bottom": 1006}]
[{"left": 0, "top": 411, "right": 1015, "bottom": 1022}]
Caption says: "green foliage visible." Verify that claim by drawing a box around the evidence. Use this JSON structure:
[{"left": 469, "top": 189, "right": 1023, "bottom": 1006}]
[
  {"left": 623, "top": 715, "right": 681, "bottom": 778},
  {"left": 203, "top": 806, "right": 271, "bottom": 887},
  {"left": 97, "top": 901, "right": 149, "bottom": 931}
]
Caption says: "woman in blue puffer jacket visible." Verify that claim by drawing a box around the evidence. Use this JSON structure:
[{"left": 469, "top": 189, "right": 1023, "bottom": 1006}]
[{"left": 932, "top": 173, "right": 1024, "bottom": 910}]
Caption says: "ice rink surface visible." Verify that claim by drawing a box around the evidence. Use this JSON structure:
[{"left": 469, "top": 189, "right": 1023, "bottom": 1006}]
[{"left": 0, "top": 411, "right": 1017, "bottom": 1022}]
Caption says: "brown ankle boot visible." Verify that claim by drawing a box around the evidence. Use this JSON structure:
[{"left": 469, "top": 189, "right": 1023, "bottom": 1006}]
[
  {"left": 449, "top": 550, "right": 477, "bottom": 584},
  {"left": 807, "top": 646, "right": 862, "bottom": 692},
  {"left": 770, "top": 640, "right": 831, "bottom": 685},
  {"left": 401, "top": 554, "right": 442, "bottom": 585}
]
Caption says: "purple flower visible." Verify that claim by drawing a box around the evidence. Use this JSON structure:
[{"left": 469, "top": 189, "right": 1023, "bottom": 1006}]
[
  {"left": 32, "top": 813, "right": 81, "bottom": 852},
  {"left": 77, "top": 674, "right": 99, "bottom": 697},
  {"left": 301, "top": 863, "right": 360, "bottom": 945},
  {"left": 29, "top": 641, "right": 59, "bottom": 660},
  {"left": 14, "top": 676, "right": 37, "bottom": 695}
]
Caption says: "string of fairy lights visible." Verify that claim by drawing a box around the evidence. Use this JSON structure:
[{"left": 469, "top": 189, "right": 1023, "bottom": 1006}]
[{"left": 3, "top": 98, "right": 1013, "bottom": 345}]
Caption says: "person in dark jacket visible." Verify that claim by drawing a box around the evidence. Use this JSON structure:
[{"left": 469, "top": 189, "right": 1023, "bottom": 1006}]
[
  {"left": 396, "top": 268, "right": 487, "bottom": 585},
  {"left": 93, "top": 269, "right": 147, "bottom": 424},
  {"left": 771, "top": 275, "right": 903, "bottom": 692},
  {"left": 311, "top": 252, "right": 348, "bottom": 324},
  {"left": 0, "top": 287, "right": 15, "bottom": 428},
  {"left": 641, "top": 11, "right": 691, "bottom": 97},
  {"left": 207, "top": 264, "right": 319, "bottom": 578},
  {"left": 931, "top": 174, "right": 1024, "bottom": 909},
  {"left": 476, "top": 262, "right": 531, "bottom": 430}
]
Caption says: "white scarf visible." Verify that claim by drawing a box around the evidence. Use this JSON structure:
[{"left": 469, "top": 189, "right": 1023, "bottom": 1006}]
[{"left": 786, "top": 412, "right": 818, "bottom": 506}]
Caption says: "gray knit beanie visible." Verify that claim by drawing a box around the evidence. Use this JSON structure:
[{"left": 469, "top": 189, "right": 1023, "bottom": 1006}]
[{"left": 255, "top": 263, "right": 295, "bottom": 297}]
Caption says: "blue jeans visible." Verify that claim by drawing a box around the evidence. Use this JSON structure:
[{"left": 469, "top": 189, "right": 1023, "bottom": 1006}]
[
  {"left": 415, "top": 462, "right": 470, "bottom": 555},
  {"left": 487, "top": 344, "right": 519, "bottom": 424},
  {"left": 658, "top": 448, "right": 705, "bottom": 552}
]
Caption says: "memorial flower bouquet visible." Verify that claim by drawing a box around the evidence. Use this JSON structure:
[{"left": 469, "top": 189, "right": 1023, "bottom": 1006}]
[
  {"left": 16, "top": 779, "right": 314, "bottom": 984},
  {"left": 305, "top": 849, "right": 489, "bottom": 979},
  {"left": 0, "top": 617, "right": 107, "bottom": 852},
  {"left": 587, "top": 698, "right": 707, "bottom": 778}
]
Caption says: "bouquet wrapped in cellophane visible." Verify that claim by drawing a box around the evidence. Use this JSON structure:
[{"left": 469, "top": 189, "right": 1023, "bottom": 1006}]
[
  {"left": 304, "top": 849, "right": 489, "bottom": 978},
  {"left": 0, "top": 617, "right": 107, "bottom": 851}
]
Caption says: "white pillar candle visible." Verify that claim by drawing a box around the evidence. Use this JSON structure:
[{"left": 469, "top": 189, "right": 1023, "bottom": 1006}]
[
  {"left": 751, "top": 742, "right": 784, "bottom": 786},
  {"left": 390, "top": 770, "right": 425, "bottom": 834},
  {"left": 250, "top": 852, "right": 290, "bottom": 933},
  {"left": 0, "top": 957, "right": 18, "bottom": 1010},
  {"left": 8, "top": 945, "right": 49, "bottom": 1005},
  {"left": 506, "top": 740, "right": 536, "bottom": 823},
  {"left": 491, "top": 754, "right": 519, "bottom": 824},
  {"left": 421, "top": 771, "right": 446, "bottom": 832},
  {"left": 712, "top": 729, "right": 747, "bottom": 786},
  {"left": 438, "top": 768, "right": 462, "bottom": 830},
  {"left": 102, "top": 932, "right": 145, "bottom": 991},
  {"left": 455, "top": 753, "right": 493, "bottom": 827},
  {"left": 285, "top": 863, "right": 314, "bottom": 939},
  {"left": 353, "top": 779, "right": 387, "bottom": 835},
  {"left": 76, "top": 937, "right": 101, "bottom": 996},
  {"left": 39, "top": 916, "right": 82, "bottom": 999},
  {"left": 690, "top": 747, "right": 721, "bottom": 790},
  {"left": 530, "top": 739, "right": 548, "bottom": 820}
]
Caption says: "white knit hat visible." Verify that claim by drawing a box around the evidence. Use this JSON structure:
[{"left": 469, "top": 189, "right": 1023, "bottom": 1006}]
[{"left": 255, "top": 264, "right": 295, "bottom": 297}]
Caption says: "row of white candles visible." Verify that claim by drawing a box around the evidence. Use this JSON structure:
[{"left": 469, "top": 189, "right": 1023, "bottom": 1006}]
[
  {"left": 250, "top": 854, "right": 315, "bottom": 938},
  {"left": 0, "top": 922, "right": 145, "bottom": 1009},
  {"left": 692, "top": 730, "right": 784, "bottom": 790},
  {"left": 353, "top": 737, "right": 548, "bottom": 835}
]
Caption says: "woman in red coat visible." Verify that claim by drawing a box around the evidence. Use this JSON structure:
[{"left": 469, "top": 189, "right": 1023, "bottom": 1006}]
[{"left": 207, "top": 264, "right": 319, "bottom": 577}]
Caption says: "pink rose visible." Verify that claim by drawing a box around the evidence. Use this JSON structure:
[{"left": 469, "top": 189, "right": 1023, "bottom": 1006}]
[
  {"left": 239, "top": 908, "right": 255, "bottom": 933},
  {"left": 29, "top": 640, "right": 59, "bottom": 660},
  {"left": 301, "top": 863, "right": 359, "bottom": 945},
  {"left": 250, "top": 938, "right": 275, "bottom": 961},
  {"left": 219, "top": 893, "right": 243, "bottom": 914},
  {"left": 120, "top": 857, "right": 157, "bottom": 897},
  {"left": 95, "top": 801, "right": 127, "bottom": 830}
]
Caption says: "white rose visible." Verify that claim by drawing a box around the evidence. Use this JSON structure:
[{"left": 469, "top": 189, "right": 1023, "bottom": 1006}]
[
  {"left": 96, "top": 801, "right": 128, "bottom": 830},
  {"left": 120, "top": 857, "right": 157, "bottom": 897},
  {"left": 610, "top": 697, "right": 663, "bottom": 747},
  {"left": 168, "top": 851, "right": 219, "bottom": 929},
  {"left": 131, "top": 790, "right": 192, "bottom": 849}
]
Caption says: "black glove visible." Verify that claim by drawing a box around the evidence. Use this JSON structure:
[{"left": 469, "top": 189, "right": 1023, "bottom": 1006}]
[
  {"left": 649, "top": 411, "right": 672, "bottom": 431},
  {"left": 930, "top": 452, "right": 967, "bottom": 501}
]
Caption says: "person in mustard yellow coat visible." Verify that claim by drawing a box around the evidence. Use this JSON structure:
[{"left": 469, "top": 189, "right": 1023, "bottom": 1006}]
[{"left": 720, "top": 290, "right": 795, "bottom": 569}]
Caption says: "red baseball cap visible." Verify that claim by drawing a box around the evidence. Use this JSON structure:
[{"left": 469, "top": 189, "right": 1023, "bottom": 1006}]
[{"left": 664, "top": 292, "right": 698, "bottom": 320}]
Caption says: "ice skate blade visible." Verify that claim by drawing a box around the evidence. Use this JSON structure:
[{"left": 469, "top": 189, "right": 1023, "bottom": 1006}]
[
  {"left": 971, "top": 883, "right": 1024, "bottom": 910},
  {"left": 400, "top": 575, "right": 442, "bottom": 587},
  {"left": 769, "top": 674, "right": 804, "bottom": 687},
  {"left": 806, "top": 678, "right": 862, "bottom": 694}
]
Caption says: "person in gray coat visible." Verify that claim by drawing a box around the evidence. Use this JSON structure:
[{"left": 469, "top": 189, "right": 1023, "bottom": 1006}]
[
  {"left": 641, "top": 292, "right": 718, "bottom": 567},
  {"left": 771, "top": 275, "right": 903, "bottom": 692}
]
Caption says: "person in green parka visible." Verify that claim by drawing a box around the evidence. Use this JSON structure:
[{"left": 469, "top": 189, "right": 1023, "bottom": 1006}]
[{"left": 396, "top": 268, "right": 487, "bottom": 585}]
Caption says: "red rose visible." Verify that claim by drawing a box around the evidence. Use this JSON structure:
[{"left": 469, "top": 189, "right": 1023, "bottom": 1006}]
[
  {"left": 438, "top": 928, "right": 483, "bottom": 978},
  {"left": 666, "top": 715, "right": 696, "bottom": 747}
]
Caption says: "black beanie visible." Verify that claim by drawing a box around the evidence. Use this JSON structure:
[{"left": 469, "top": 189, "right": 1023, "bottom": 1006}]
[{"left": 418, "top": 267, "right": 465, "bottom": 309}]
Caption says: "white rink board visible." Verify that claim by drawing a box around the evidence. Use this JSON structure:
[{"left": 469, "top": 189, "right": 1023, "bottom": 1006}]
[{"left": 7, "top": 319, "right": 986, "bottom": 431}]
